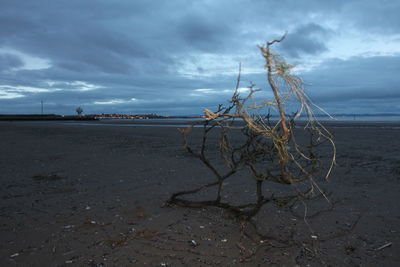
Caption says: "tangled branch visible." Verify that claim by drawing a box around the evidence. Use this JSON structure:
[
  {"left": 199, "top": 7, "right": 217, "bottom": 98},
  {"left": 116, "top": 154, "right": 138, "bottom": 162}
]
[{"left": 167, "top": 35, "right": 336, "bottom": 220}]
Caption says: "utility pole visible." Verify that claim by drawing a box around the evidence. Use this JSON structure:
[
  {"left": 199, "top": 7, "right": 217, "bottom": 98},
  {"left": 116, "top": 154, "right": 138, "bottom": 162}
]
[{"left": 41, "top": 100, "right": 43, "bottom": 115}]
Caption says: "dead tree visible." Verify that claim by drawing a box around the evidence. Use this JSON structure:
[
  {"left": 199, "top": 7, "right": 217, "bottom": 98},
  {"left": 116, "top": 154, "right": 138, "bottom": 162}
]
[
  {"left": 76, "top": 106, "right": 83, "bottom": 116},
  {"left": 167, "top": 35, "right": 336, "bottom": 220}
]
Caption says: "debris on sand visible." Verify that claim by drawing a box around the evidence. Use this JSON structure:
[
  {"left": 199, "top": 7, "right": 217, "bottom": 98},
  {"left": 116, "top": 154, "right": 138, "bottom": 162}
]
[{"left": 32, "top": 174, "right": 63, "bottom": 181}]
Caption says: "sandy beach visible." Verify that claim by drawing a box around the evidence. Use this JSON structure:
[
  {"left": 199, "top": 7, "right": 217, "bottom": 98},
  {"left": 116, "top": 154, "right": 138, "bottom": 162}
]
[{"left": 0, "top": 120, "right": 399, "bottom": 266}]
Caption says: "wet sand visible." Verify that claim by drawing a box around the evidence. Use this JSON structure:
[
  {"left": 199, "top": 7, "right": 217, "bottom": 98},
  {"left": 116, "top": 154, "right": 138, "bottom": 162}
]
[{"left": 0, "top": 121, "right": 399, "bottom": 266}]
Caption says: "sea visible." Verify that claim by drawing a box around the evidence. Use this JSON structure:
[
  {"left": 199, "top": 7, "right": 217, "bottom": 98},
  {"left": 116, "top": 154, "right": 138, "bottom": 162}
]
[
  {"left": 8, "top": 114, "right": 400, "bottom": 129},
  {"left": 45, "top": 114, "right": 400, "bottom": 129}
]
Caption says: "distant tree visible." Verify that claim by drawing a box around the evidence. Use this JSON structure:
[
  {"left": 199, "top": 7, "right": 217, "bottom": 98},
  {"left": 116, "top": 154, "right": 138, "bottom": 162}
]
[{"left": 76, "top": 106, "right": 83, "bottom": 116}]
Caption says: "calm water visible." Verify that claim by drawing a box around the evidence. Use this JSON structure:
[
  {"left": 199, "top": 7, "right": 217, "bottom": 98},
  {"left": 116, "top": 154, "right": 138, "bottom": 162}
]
[
  {"left": 100, "top": 115, "right": 400, "bottom": 122},
  {"left": 315, "top": 115, "right": 400, "bottom": 122},
  {"left": 11, "top": 115, "right": 400, "bottom": 129}
]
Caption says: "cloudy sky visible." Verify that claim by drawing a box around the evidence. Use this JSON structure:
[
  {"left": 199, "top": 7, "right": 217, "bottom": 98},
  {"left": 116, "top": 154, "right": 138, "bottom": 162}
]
[{"left": 1, "top": 0, "right": 399, "bottom": 115}]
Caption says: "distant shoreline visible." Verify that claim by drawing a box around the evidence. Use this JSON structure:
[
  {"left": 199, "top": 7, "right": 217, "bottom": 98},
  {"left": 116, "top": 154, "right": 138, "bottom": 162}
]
[
  {"left": 0, "top": 114, "right": 98, "bottom": 121},
  {"left": 1, "top": 113, "right": 399, "bottom": 122}
]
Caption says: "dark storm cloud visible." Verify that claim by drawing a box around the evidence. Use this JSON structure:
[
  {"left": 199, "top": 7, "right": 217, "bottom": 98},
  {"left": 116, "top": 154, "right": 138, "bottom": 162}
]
[
  {"left": 303, "top": 55, "right": 400, "bottom": 113},
  {"left": 281, "top": 23, "right": 332, "bottom": 57},
  {"left": 0, "top": 0, "right": 400, "bottom": 114},
  {"left": 0, "top": 0, "right": 170, "bottom": 75},
  {"left": 177, "top": 12, "right": 234, "bottom": 52},
  {"left": 345, "top": 1, "right": 400, "bottom": 34},
  {"left": 0, "top": 53, "right": 24, "bottom": 71}
]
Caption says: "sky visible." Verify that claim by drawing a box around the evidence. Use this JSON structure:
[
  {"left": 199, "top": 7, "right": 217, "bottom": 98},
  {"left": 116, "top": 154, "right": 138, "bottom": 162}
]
[{"left": 1, "top": 0, "right": 400, "bottom": 115}]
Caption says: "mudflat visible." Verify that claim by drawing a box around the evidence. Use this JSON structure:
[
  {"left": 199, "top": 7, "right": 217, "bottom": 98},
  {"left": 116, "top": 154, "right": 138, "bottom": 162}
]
[{"left": 0, "top": 121, "right": 399, "bottom": 266}]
